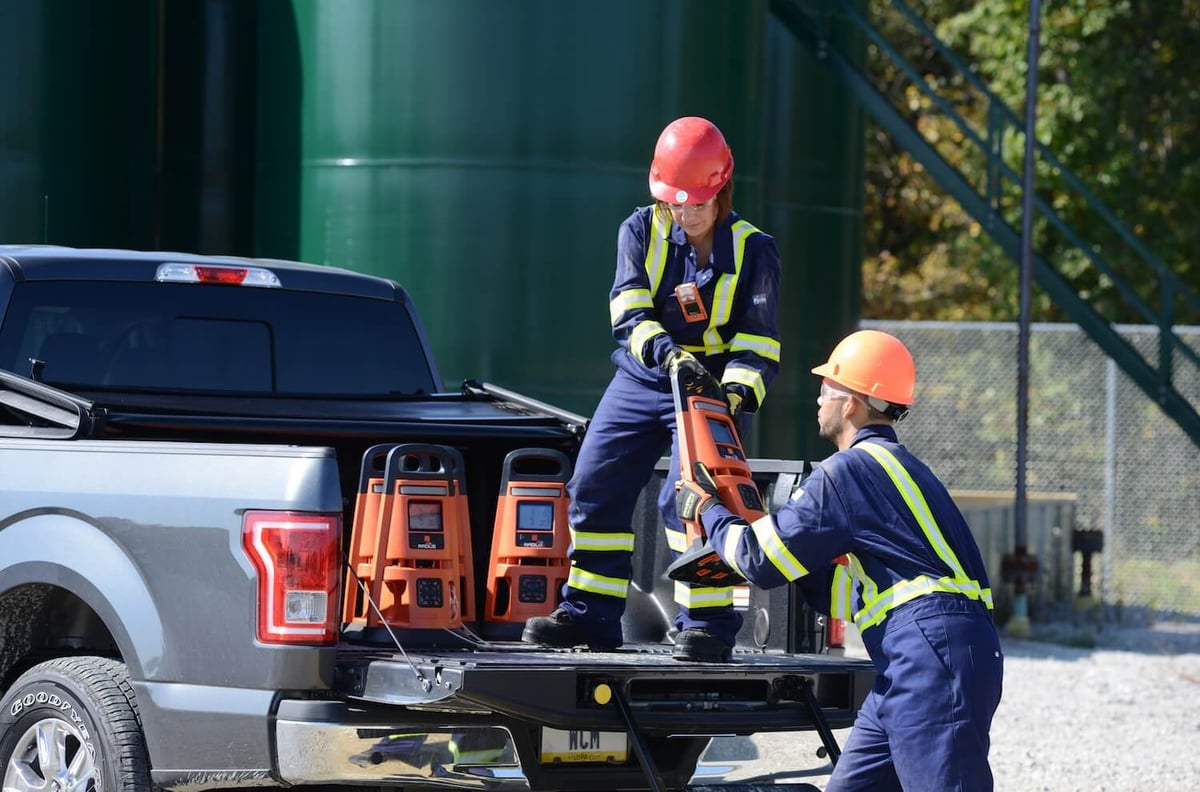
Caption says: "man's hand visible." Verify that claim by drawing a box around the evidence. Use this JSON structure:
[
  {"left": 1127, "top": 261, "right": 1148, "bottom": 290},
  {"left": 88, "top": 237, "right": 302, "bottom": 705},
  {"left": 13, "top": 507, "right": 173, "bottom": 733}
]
[
  {"left": 723, "top": 387, "right": 745, "bottom": 417},
  {"left": 676, "top": 461, "right": 721, "bottom": 523},
  {"left": 663, "top": 346, "right": 701, "bottom": 376}
]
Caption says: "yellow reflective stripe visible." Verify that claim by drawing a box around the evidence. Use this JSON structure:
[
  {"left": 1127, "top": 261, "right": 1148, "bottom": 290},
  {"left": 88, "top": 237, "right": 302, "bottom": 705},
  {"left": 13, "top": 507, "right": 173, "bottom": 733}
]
[
  {"left": 703, "top": 273, "right": 737, "bottom": 349},
  {"left": 700, "top": 220, "right": 757, "bottom": 350},
  {"left": 610, "top": 288, "right": 653, "bottom": 325},
  {"left": 644, "top": 209, "right": 671, "bottom": 296},
  {"left": 729, "top": 332, "right": 781, "bottom": 362},
  {"left": 722, "top": 365, "right": 767, "bottom": 409},
  {"left": 628, "top": 320, "right": 667, "bottom": 366},
  {"left": 721, "top": 522, "right": 749, "bottom": 579},
  {"left": 570, "top": 528, "right": 635, "bottom": 553},
  {"left": 679, "top": 342, "right": 732, "bottom": 355},
  {"left": 674, "top": 581, "right": 734, "bottom": 609},
  {"left": 830, "top": 562, "right": 854, "bottom": 620},
  {"left": 855, "top": 575, "right": 993, "bottom": 630},
  {"left": 847, "top": 553, "right": 878, "bottom": 610},
  {"left": 567, "top": 567, "right": 629, "bottom": 598},
  {"left": 857, "top": 442, "right": 970, "bottom": 580},
  {"left": 665, "top": 527, "right": 689, "bottom": 553},
  {"left": 749, "top": 513, "right": 808, "bottom": 581}
]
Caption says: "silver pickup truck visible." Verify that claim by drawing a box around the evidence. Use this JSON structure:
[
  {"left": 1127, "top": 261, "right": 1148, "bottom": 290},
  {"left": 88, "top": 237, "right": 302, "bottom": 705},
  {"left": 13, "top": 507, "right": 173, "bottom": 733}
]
[{"left": 0, "top": 246, "right": 873, "bottom": 792}]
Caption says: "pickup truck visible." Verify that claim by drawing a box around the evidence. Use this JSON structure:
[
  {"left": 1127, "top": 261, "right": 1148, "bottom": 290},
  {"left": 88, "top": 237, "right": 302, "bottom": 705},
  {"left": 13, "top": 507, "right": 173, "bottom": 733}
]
[{"left": 0, "top": 245, "right": 874, "bottom": 792}]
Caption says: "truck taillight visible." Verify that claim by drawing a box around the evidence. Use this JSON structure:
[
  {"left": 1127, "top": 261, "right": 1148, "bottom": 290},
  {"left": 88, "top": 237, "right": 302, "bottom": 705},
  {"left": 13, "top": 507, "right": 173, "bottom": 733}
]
[
  {"left": 827, "top": 617, "right": 846, "bottom": 649},
  {"left": 242, "top": 511, "right": 341, "bottom": 645}
]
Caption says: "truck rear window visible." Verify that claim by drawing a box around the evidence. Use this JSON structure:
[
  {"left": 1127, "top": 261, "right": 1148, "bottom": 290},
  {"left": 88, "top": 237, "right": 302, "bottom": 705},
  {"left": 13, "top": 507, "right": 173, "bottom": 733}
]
[{"left": 0, "top": 282, "right": 439, "bottom": 396}]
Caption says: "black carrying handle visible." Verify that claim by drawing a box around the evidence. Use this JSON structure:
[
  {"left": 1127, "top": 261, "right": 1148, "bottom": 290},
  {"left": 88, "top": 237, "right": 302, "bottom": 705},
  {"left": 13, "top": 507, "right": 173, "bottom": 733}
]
[
  {"left": 384, "top": 443, "right": 460, "bottom": 487},
  {"left": 357, "top": 443, "right": 399, "bottom": 493},
  {"left": 499, "top": 447, "right": 572, "bottom": 490}
]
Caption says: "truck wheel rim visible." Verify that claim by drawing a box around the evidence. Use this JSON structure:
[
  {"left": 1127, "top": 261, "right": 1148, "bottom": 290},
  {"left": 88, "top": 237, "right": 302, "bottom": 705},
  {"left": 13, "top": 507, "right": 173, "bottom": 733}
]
[{"left": 4, "top": 717, "right": 98, "bottom": 792}]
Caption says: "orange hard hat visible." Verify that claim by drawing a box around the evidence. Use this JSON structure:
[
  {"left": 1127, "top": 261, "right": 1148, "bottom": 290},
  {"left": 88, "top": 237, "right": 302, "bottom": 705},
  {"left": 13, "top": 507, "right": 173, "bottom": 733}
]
[
  {"left": 811, "top": 330, "right": 916, "bottom": 406},
  {"left": 648, "top": 117, "right": 734, "bottom": 204}
]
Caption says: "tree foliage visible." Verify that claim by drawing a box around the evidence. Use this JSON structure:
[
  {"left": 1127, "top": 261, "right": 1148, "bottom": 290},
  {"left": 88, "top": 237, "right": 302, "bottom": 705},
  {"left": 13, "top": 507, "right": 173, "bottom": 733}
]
[{"left": 863, "top": 0, "right": 1200, "bottom": 323}]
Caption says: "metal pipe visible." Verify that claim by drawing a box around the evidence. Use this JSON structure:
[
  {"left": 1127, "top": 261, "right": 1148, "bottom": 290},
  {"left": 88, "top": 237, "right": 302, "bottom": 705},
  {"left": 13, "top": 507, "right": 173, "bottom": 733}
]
[{"left": 1016, "top": 0, "right": 1043, "bottom": 559}]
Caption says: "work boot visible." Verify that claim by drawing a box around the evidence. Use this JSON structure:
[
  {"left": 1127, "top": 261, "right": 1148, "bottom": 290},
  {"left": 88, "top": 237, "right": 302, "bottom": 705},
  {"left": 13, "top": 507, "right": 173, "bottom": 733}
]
[
  {"left": 672, "top": 628, "right": 733, "bottom": 663},
  {"left": 522, "top": 608, "right": 622, "bottom": 651}
]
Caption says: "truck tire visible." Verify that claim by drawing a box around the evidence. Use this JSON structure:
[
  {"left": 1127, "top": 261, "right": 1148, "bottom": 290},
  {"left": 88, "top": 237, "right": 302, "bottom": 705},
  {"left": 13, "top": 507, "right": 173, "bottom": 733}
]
[{"left": 0, "top": 657, "right": 150, "bottom": 792}]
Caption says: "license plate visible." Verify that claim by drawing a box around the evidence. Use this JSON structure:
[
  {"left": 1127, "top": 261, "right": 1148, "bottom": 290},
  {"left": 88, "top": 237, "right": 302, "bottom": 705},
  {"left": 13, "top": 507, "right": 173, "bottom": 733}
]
[{"left": 540, "top": 728, "right": 627, "bottom": 763}]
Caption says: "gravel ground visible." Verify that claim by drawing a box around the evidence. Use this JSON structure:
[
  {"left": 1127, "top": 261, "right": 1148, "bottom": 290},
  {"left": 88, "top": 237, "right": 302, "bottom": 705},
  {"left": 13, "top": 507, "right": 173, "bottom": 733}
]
[{"left": 696, "top": 621, "right": 1200, "bottom": 790}]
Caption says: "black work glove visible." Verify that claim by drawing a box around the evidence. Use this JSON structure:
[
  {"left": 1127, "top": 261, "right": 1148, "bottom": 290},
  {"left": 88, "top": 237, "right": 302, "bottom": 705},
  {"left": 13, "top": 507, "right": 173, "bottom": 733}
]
[
  {"left": 675, "top": 461, "right": 721, "bottom": 523},
  {"left": 663, "top": 346, "right": 702, "bottom": 376}
]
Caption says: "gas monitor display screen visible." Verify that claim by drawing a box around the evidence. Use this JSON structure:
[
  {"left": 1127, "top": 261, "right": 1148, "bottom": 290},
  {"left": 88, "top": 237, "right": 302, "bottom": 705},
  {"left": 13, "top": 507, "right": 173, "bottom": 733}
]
[
  {"left": 707, "top": 416, "right": 737, "bottom": 446},
  {"left": 517, "top": 502, "right": 555, "bottom": 531},
  {"left": 408, "top": 502, "right": 444, "bottom": 533}
]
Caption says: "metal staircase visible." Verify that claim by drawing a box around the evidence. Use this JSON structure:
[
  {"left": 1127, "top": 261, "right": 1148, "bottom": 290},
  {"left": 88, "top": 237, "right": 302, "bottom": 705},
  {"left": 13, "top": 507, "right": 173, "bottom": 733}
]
[{"left": 771, "top": 0, "right": 1200, "bottom": 446}]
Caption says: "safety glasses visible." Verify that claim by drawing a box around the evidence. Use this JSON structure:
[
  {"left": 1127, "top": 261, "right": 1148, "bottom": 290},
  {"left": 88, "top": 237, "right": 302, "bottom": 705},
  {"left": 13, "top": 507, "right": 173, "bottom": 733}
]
[
  {"left": 817, "top": 380, "right": 857, "bottom": 407},
  {"left": 667, "top": 198, "right": 717, "bottom": 216}
]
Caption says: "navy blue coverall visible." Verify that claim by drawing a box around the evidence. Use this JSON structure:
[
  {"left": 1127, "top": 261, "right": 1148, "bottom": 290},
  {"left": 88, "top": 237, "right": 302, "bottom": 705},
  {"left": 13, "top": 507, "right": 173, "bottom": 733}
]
[
  {"left": 700, "top": 424, "right": 1004, "bottom": 791},
  {"left": 558, "top": 204, "right": 781, "bottom": 648}
]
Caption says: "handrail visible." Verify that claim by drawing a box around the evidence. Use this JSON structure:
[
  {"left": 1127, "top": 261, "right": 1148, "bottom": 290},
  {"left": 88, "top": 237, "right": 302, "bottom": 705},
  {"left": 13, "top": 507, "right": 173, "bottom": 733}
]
[
  {"left": 843, "top": 0, "right": 1200, "bottom": 342},
  {"left": 769, "top": 0, "right": 1200, "bottom": 445}
]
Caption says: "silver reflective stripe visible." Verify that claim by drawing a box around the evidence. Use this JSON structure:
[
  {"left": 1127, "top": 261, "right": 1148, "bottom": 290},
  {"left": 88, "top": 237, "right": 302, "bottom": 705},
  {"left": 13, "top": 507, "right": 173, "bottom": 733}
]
[
  {"left": 854, "top": 575, "right": 993, "bottom": 630},
  {"left": 665, "top": 527, "right": 689, "bottom": 553},
  {"left": 567, "top": 567, "right": 629, "bottom": 598},
  {"left": 610, "top": 288, "right": 654, "bottom": 325},
  {"left": 721, "top": 523, "right": 749, "bottom": 579},
  {"left": 644, "top": 209, "right": 671, "bottom": 296},
  {"left": 570, "top": 529, "right": 635, "bottom": 553},
  {"left": 847, "top": 441, "right": 993, "bottom": 628},
  {"left": 702, "top": 219, "right": 758, "bottom": 350},
  {"left": 674, "top": 581, "right": 734, "bottom": 609},
  {"left": 749, "top": 513, "right": 808, "bottom": 581},
  {"left": 857, "top": 442, "right": 970, "bottom": 580},
  {"left": 830, "top": 561, "right": 854, "bottom": 620}
]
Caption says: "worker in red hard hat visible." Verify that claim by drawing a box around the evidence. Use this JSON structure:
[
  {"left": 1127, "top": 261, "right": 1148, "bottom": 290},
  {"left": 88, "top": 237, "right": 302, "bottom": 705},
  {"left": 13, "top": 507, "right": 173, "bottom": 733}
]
[
  {"left": 671, "top": 329, "right": 1005, "bottom": 789},
  {"left": 523, "top": 116, "right": 782, "bottom": 663}
]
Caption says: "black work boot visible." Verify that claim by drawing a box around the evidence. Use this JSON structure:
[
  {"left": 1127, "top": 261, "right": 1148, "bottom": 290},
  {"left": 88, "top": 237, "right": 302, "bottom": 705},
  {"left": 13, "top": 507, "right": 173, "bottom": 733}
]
[
  {"left": 672, "top": 628, "right": 733, "bottom": 663},
  {"left": 522, "top": 608, "right": 622, "bottom": 651}
]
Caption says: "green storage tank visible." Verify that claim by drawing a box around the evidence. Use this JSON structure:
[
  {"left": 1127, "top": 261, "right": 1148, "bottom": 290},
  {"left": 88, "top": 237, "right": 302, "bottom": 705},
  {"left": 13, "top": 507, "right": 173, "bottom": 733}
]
[
  {"left": 257, "top": 0, "right": 863, "bottom": 457},
  {"left": 754, "top": 3, "right": 866, "bottom": 461},
  {"left": 0, "top": 0, "right": 157, "bottom": 248}
]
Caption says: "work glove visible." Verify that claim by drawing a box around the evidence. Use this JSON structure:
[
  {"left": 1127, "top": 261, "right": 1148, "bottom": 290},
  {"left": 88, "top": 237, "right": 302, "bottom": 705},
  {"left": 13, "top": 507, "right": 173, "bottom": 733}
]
[
  {"left": 663, "top": 346, "right": 701, "bottom": 376},
  {"left": 723, "top": 387, "right": 745, "bottom": 418},
  {"left": 675, "top": 461, "right": 721, "bottom": 523}
]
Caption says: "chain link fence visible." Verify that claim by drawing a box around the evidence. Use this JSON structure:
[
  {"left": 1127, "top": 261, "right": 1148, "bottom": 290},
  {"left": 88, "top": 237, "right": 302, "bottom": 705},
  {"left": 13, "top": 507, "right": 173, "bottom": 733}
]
[{"left": 862, "top": 319, "right": 1200, "bottom": 620}]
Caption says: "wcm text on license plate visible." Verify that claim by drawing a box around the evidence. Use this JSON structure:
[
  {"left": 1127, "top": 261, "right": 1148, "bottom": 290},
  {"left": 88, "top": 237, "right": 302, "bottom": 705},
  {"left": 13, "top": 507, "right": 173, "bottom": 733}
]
[{"left": 540, "top": 728, "right": 627, "bottom": 763}]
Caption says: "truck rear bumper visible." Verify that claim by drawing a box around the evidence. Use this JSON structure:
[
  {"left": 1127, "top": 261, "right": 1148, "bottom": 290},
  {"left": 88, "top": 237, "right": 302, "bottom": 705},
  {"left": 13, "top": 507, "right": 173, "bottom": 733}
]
[
  {"left": 335, "top": 643, "right": 876, "bottom": 734},
  {"left": 275, "top": 700, "right": 527, "bottom": 789},
  {"left": 286, "top": 644, "right": 877, "bottom": 791}
]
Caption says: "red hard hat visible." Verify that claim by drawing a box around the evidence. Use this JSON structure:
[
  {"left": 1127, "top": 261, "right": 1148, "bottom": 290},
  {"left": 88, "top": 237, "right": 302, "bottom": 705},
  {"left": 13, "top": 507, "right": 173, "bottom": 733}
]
[
  {"left": 648, "top": 117, "right": 734, "bottom": 204},
  {"left": 811, "top": 330, "right": 916, "bottom": 406}
]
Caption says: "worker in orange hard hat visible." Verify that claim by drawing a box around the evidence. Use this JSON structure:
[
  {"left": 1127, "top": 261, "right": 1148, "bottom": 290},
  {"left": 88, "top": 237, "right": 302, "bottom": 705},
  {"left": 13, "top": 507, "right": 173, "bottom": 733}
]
[
  {"left": 671, "top": 329, "right": 1004, "bottom": 789},
  {"left": 523, "top": 116, "right": 783, "bottom": 662}
]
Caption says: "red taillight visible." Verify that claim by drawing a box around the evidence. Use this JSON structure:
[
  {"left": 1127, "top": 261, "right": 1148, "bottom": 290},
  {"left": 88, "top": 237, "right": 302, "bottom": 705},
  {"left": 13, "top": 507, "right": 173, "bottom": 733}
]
[
  {"left": 242, "top": 510, "right": 341, "bottom": 645},
  {"left": 195, "top": 266, "right": 249, "bottom": 284},
  {"left": 827, "top": 617, "right": 846, "bottom": 649}
]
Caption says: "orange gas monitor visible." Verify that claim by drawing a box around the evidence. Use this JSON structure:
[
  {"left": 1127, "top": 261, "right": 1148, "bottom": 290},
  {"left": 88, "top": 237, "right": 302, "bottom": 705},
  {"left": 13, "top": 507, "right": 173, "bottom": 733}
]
[
  {"left": 483, "top": 448, "right": 572, "bottom": 638},
  {"left": 671, "top": 365, "right": 766, "bottom": 547},
  {"left": 443, "top": 446, "right": 477, "bottom": 623},
  {"left": 370, "top": 444, "right": 469, "bottom": 631},
  {"left": 343, "top": 443, "right": 396, "bottom": 626}
]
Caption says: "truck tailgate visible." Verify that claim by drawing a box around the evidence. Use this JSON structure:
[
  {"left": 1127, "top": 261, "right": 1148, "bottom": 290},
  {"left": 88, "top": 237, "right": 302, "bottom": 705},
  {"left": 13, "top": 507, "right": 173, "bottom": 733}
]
[{"left": 334, "top": 642, "right": 874, "bottom": 735}]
